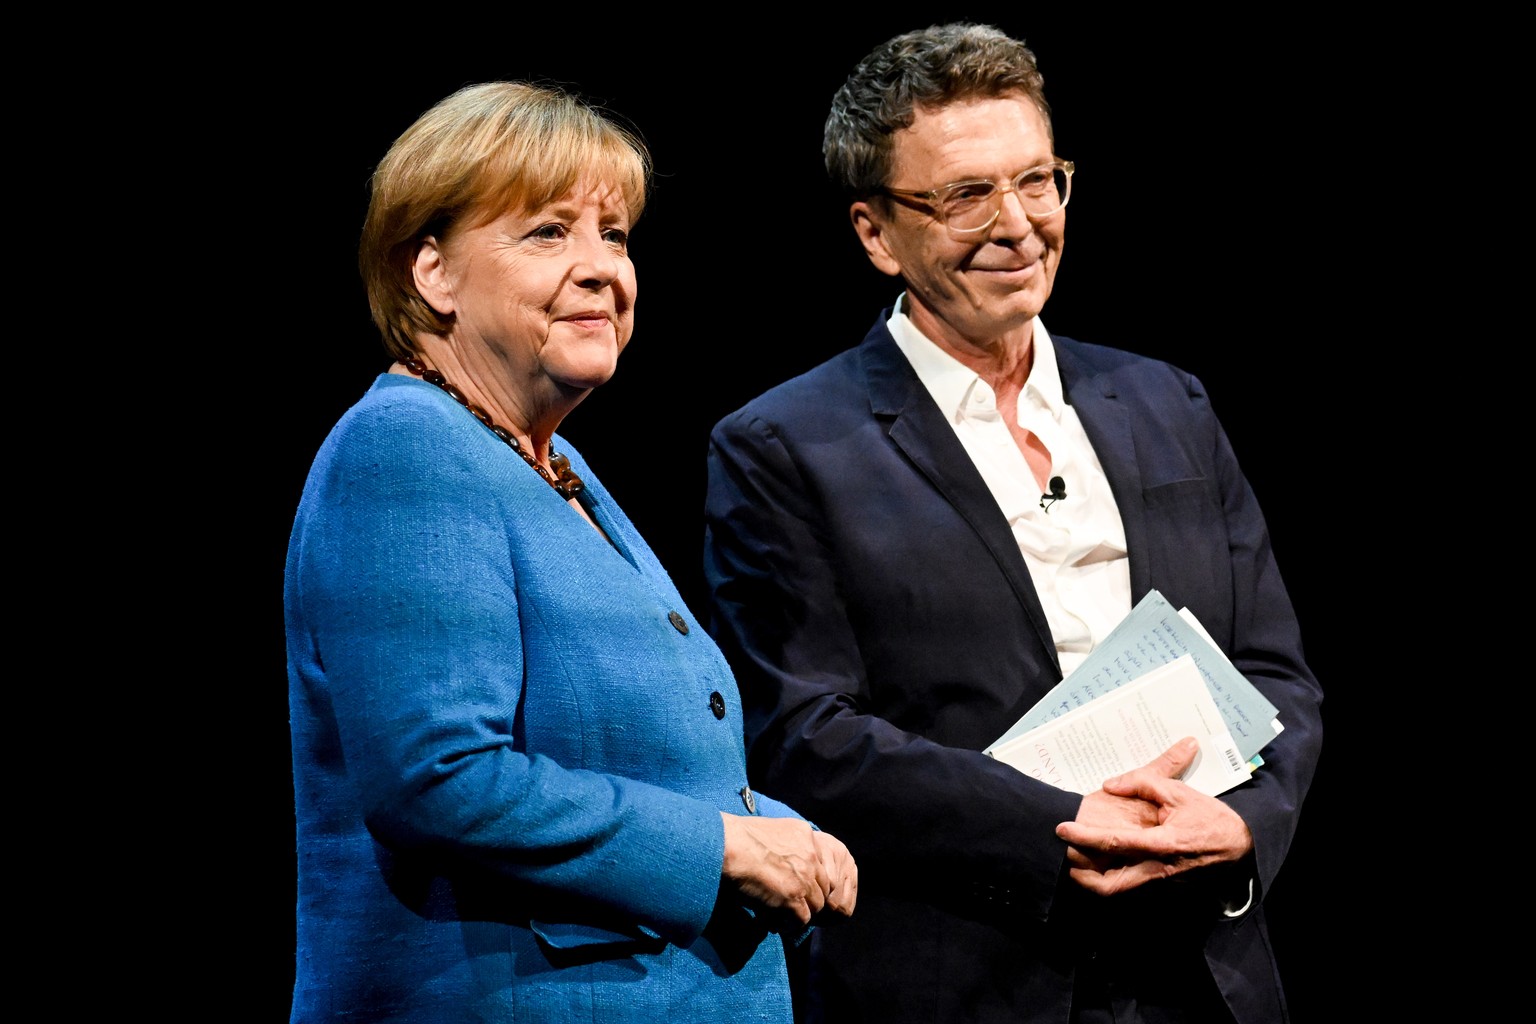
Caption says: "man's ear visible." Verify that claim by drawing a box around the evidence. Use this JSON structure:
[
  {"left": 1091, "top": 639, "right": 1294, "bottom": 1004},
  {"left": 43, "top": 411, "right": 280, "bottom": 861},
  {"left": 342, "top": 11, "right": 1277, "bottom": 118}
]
[
  {"left": 413, "top": 237, "right": 455, "bottom": 315},
  {"left": 849, "top": 201, "right": 904, "bottom": 278}
]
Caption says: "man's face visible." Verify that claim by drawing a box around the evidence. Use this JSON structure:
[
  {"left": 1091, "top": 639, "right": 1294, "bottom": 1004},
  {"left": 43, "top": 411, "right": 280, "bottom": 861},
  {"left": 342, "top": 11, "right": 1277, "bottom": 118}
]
[{"left": 852, "top": 94, "right": 1065, "bottom": 350}]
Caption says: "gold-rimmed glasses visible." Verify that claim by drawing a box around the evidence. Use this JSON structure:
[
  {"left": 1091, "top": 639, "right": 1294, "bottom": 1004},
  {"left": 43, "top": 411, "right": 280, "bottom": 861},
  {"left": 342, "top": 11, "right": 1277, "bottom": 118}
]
[{"left": 882, "top": 160, "right": 1074, "bottom": 239}]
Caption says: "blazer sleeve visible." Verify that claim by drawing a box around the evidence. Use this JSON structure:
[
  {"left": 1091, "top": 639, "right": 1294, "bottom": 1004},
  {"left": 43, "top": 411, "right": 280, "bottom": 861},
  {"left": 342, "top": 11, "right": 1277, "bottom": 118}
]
[
  {"left": 704, "top": 408, "right": 1084, "bottom": 924},
  {"left": 1183, "top": 376, "right": 1324, "bottom": 904}
]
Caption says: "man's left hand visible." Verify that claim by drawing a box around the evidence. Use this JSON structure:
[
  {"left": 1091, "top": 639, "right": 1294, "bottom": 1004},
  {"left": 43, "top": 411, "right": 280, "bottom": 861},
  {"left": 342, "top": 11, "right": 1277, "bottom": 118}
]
[{"left": 1055, "top": 738, "right": 1254, "bottom": 896}]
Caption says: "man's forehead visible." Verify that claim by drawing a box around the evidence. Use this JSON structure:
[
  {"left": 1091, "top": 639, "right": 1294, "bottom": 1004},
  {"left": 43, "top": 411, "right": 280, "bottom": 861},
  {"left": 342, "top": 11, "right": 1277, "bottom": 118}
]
[{"left": 894, "top": 97, "right": 1055, "bottom": 177}]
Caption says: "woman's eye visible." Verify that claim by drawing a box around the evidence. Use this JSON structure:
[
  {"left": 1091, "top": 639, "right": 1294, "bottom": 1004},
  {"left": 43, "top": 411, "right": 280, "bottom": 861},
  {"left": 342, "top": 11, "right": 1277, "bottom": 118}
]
[
  {"left": 531, "top": 224, "right": 567, "bottom": 241},
  {"left": 603, "top": 228, "right": 629, "bottom": 249}
]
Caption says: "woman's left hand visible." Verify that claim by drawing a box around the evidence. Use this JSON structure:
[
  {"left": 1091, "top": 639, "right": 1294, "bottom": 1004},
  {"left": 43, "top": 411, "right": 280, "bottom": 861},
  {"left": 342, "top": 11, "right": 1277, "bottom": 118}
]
[{"left": 720, "top": 813, "right": 859, "bottom": 926}]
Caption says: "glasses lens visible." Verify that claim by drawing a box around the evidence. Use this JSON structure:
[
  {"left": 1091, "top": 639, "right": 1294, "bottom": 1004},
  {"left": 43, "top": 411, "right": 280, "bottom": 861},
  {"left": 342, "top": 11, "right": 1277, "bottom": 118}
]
[
  {"left": 939, "top": 182, "right": 998, "bottom": 232},
  {"left": 1014, "top": 165, "right": 1069, "bottom": 216},
  {"left": 940, "top": 164, "right": 1072, "bottom": 234}
]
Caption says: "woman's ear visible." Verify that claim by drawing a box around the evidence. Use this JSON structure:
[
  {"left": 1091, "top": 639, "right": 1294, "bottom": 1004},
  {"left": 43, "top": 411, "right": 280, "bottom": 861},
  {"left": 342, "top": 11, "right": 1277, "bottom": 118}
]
[{"left": 413, "top": 237, "right": 455, "bottom": 315}]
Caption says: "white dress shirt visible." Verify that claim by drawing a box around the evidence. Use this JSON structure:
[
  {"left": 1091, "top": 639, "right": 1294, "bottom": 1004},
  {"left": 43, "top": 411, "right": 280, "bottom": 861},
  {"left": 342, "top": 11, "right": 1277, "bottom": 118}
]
[{"left": 888, "top": 304, "right": 1131, "bottom": 678}]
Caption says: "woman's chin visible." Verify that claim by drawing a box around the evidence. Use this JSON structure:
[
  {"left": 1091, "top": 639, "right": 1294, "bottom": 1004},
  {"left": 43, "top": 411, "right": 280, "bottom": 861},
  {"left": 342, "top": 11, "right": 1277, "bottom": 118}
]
[{"left": 551, "top": 368, "right": 618, "bottom": 397}]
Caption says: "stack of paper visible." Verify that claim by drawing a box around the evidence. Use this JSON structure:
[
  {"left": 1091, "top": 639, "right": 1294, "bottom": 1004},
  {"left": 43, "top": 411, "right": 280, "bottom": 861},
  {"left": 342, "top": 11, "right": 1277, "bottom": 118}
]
[{"left": 984, "top": 591, "right": 1283, "bottom": 797}]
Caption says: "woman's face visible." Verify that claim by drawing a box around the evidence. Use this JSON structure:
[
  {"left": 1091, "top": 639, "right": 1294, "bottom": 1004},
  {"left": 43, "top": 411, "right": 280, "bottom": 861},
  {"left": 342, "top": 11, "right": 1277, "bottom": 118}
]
[{"left": 427, "top": 178, "right": 636, "bottom": 395}]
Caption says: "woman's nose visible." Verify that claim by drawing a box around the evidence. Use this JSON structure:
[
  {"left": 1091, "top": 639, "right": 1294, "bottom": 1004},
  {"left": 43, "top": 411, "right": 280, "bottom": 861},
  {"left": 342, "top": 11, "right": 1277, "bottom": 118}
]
[{"left": 571, "top": 232, "right": 620, "bottom": 286}]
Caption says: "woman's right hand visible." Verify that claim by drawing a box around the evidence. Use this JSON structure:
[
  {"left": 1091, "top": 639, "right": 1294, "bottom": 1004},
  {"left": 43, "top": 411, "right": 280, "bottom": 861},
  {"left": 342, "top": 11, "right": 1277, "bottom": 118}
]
[{"left": 720, "top": 813, "right": 858, "bottom": 927}]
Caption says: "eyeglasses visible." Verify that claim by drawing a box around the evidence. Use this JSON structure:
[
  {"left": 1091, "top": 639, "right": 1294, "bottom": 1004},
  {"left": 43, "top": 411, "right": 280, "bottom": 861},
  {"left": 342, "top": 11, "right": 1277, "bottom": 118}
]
[{"left": 882, "top": 160, "right": 1075, "bottom": 239}]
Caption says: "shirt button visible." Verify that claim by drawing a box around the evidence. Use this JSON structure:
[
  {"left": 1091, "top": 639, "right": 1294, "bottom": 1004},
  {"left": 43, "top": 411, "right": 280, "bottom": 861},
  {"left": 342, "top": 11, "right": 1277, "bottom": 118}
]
[
  {"left": 709, "top": 691, "right": 726, "bottom": 719},
  {"left": 739, "top": 786, "right": 757, "bottom": 814},
  {"left": 668, "top": 610, "right": 689, "bottom": 635}
]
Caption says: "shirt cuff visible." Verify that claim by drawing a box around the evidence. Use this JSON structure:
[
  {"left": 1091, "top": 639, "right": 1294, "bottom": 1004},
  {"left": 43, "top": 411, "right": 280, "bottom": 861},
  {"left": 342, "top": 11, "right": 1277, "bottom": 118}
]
[{"left": 1220, "top": 876, "right": 1255, "bottom": 918}]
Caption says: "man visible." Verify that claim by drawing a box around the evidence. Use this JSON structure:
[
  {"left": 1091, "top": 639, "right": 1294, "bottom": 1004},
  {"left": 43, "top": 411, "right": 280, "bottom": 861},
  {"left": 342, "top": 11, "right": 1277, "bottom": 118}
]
[{"left": 701, "top": 23, "right": 1322, "bottom": 1024}]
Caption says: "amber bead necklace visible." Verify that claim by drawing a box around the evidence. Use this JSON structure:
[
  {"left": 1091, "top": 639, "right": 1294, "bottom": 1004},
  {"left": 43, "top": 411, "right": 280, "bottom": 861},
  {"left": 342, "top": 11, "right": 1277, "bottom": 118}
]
[{"left": 402, "top": 356, "right": 585, "bottom": 500}]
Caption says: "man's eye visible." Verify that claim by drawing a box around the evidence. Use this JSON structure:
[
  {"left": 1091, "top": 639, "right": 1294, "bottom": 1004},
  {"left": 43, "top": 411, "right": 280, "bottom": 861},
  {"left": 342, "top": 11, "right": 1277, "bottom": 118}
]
[
  {"left": 946, "top": 183, "right": 993, "bottom": 203},
  {"left": 1019, "top": 170, "right": 1053, "bottom": 192}
]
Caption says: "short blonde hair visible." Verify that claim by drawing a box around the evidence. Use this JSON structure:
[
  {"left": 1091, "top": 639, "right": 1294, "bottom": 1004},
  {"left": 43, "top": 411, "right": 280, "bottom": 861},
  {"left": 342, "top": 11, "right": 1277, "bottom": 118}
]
[{"left": 359, "top": 81, "right": 652, "bottom": 361}]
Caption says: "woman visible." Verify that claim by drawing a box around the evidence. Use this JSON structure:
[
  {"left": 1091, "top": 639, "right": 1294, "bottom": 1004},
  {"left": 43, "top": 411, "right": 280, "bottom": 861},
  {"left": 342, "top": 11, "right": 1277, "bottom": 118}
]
[{"left": 285, "top": 81, "right": 856, "bottom": 1023}]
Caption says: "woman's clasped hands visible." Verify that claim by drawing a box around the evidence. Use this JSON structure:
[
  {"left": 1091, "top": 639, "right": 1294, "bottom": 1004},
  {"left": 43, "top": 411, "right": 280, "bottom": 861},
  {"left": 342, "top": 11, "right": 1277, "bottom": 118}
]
[{"left": 721, "top": 813, "right": 858, "bottom": 929}]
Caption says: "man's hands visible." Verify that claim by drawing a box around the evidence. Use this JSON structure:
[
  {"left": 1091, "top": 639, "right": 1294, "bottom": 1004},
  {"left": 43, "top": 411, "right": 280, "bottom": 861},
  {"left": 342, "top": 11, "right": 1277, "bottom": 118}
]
[
  {"left": 1055, "top": 737, "right": 1254, "bottom": 896},
  {"left": 721, "top": 813, "right": 858, "bottom": 928}
]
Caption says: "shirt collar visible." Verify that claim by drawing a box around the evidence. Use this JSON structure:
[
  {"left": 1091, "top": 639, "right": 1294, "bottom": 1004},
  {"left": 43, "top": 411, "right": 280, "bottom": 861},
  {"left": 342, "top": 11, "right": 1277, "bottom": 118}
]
[{"left": 886, "top": 294, "right": 1065, "bottom": 422}]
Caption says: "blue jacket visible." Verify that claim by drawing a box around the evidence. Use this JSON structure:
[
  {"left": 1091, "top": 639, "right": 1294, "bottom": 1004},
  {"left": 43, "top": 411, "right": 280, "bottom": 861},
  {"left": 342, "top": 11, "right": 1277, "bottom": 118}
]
[
  {"left": 286, "top": 374, "right": 799, "bottom": 1023},
  {"left": 702, "top": 315, "right": 1324, "bottom": 1023}
]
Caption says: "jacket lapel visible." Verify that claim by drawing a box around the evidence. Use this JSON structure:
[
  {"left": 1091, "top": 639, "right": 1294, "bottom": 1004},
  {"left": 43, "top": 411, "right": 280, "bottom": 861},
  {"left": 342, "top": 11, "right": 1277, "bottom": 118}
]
[
  {"left": 858, "top": 319, "right": 1061, "bottom": 673},
  {"left": 1054, "top": 339, "right": 1150, "bottom": 600}
]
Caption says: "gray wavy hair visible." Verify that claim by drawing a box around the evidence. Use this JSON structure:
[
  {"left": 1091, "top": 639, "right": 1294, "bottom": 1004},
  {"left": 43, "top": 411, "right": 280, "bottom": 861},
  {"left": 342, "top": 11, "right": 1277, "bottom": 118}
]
[{"left": 823, "top": 23, "right": 1052, "bottom": 201}]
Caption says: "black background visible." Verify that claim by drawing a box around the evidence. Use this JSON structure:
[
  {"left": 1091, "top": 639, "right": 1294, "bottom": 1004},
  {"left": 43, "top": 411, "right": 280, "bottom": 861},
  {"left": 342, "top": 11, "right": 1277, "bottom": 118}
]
[{"left": 229, "top": 14, "right": 1408, "bottom": 1020}]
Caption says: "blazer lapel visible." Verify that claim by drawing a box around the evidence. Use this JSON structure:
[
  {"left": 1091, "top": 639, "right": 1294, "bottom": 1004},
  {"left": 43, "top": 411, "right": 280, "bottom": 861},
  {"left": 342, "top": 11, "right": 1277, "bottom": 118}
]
[
  {"left": 858, "top": 321, "right": 1061, "bottom": 672},
  {"left": 1054, "top": 339, "right": 1151, "bottom": 600}
]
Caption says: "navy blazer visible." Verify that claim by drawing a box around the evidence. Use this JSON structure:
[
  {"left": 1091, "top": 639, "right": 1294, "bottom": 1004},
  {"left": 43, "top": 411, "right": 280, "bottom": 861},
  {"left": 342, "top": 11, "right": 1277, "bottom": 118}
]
[{"left": 702, "top": 313, "right": 1323, "bottom": 1023}]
